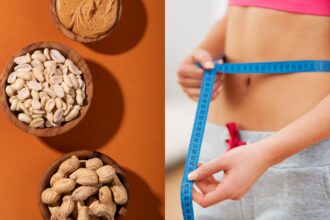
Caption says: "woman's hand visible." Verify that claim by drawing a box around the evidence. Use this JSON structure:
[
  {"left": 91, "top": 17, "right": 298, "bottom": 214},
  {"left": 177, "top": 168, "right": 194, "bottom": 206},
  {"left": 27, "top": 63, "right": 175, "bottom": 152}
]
[
  {"left": 188, "top": 144, "right": 273, "bottom": 208},
  {"left": 177, "top": 49, "right": 223, "bottom": 101}
]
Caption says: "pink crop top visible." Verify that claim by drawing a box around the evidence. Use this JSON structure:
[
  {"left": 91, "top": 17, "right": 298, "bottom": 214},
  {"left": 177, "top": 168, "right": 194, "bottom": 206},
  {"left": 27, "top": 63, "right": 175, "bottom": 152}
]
[{"left": 229, "top": 0, "right": 330, "bottom": 16}]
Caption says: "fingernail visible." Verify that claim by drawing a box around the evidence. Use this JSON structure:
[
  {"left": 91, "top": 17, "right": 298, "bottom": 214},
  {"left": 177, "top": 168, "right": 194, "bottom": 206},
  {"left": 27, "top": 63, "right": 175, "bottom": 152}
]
[
  {"left": 204, "top": 61, "right": 214, "bottom": 69},
  {"left": 188, "top": 170, "right": 199, "bottom": 181}
]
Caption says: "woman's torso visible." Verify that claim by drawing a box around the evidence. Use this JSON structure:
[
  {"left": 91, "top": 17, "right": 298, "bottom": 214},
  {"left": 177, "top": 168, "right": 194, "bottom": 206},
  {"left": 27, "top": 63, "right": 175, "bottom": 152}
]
[{"left": 208, "top": 6, "right": 330, "bottom": 131}]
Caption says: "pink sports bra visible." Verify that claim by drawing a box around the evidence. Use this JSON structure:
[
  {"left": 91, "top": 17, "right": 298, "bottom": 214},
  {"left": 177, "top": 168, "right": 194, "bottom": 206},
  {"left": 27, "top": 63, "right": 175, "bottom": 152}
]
[{"left": 229, "top": 0, "right": 330, "bottom": 16}]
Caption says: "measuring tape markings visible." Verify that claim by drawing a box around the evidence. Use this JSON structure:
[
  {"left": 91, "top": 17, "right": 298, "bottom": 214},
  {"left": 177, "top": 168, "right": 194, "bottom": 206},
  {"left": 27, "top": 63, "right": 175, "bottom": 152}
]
[
  {"left": 181, "top": 69, "right": 216, "bottom": 220},
  {"left": 180, "top": 60, "right": 330, "bottom": 220}
]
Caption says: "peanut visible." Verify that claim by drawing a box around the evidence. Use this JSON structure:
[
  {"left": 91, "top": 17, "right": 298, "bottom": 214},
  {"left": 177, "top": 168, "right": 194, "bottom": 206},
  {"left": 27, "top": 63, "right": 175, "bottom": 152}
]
[
  {"left": 5, "top": 48, "right": 87, "bottom": 128},
  {"left": 72, "top": 186, "right": 98, "bottom": 202},
  {"left": 96, "top": 165, "right": 116, "bottom": 184},
  {"left": 85, "top": 158, "right": 103, "bottom": 171},
  {"left": 77, "top": 202, "right": 93, "bottom": 220},
  {"left": 53, "top": 178, "right": 76, "bottom": 194},
  {"left": 42, "top": 155, "right": 128, "bottom": 219},
  {"left": 41, "top": 188, "right": 61, "bottom": 205},
  {"left": 99, "top": 186, "right": 116, "bottom": 216},
  {"left": 89, "top": 201, "right": 114, "bottom": 220},
  {"left": 111, "top": 185, "right": 128, "bottom": 205},
  {"left": 50, "top": 155, "right": 80, "bottom": 186},
  {"left": 69, "top": 168, "right": 99, "bottom": 186},
  {"left": 58, "top": 196, "right": 75, "bottom": 217}
]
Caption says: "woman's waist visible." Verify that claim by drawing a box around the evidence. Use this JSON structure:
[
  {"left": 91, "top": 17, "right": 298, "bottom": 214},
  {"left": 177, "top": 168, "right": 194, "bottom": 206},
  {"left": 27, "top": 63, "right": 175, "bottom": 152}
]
[{"left": 208, "top": 72, "right": 330, "bottom": 131}]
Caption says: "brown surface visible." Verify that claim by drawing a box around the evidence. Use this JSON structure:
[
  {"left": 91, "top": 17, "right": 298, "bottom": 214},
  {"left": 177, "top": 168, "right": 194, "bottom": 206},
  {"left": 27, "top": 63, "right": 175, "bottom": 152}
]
[
  {"left": 0, "top": 42, "right": 93, "bottom": 137},
  {"left": 51, "top": 0, "right": 122, "bottom": 43},
  {"left": 0, "top": 0, "right": 164, "bottom": 219},
  {"left": 39, "top": 150, "right": 130, "bottom": 220}
]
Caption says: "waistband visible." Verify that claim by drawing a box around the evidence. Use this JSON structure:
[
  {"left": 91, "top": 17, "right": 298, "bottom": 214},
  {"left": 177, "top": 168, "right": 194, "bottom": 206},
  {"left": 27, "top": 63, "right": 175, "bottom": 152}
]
[{"left": 206, "top": 123, "right": 330, "bottom": 168}]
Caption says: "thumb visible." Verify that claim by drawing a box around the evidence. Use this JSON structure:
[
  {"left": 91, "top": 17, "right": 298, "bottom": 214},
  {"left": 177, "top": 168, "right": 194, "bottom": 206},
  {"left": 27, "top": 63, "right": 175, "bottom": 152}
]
[
  {"left": 188, "top": 155, "right": 227, "bottom": 181},
  {"left": 192, "top": 49, "right": 214, "bottom": 69}
]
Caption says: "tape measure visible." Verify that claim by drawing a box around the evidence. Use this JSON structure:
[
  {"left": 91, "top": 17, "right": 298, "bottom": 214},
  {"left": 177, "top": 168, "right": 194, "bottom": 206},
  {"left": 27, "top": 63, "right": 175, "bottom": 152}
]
[{"left": 180, "top": 60, "right": 330, "bottom": 220}]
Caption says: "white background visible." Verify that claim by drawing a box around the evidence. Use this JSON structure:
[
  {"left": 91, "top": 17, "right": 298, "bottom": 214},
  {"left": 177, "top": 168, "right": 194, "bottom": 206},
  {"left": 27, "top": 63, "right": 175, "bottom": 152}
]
[{"left": 166, "top": 0, "right": 228, "bottom": 168}]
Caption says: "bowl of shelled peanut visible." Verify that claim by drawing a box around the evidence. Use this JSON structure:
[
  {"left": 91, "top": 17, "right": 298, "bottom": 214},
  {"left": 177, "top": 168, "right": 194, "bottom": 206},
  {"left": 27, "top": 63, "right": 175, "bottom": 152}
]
[
  {"left": 39, "top": 150, "right": 129, "bottom": 220},
  {"left": 0, "top": 41, "right": 93, "bottom": 137}
]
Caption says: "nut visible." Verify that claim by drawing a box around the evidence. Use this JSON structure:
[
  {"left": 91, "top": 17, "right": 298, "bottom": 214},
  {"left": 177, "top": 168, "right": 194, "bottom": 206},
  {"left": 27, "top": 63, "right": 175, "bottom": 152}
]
[
  {"left": 77, "top": 202, "right": 93, "bottom": 220},
  {"left": 31, "top": 50, "right": 47, "bottom": 62},
  {"left": 65, "top": 107, "right": 79, "bottom": 122},
  {"left": 65, "top": 59, "right": 82, "bottom": 75},
  {"left": 111, "top": 185, "right": 128, "bottom": 205},
  {"left": 96, "top": 165, "right": 116, "bottom": 184},
  {"left": 29, "top": 118, "right": 44, "bottom": 128},
  {"left": 69, "top": 168, "right": 99, "bottom": 186},
  {"left": 44, "top": 48, "right": 51, "bottom": 60},
  {"left": 14, "top": 63, "right": 32, "bottom": 72},
  {"left": 89, "top": 201, "right": 114, "bottom": 220},
  {"left": 18, "top": 113, "right": 32, "bottom": 124},
  {"left": 42, "top": 155, "right": 127, "bottom": 219},
  {"left": 50, "top": 155, "right": 80, "bottom": 186},
  {"left": 14, "top": 54, "right": 31, "bottom": 65},
  {"left": 17, "top": 87, "right": 30, "bottom": 101},
  {"left": 85, "top": 158, "right": 103, "bottom": 171},
  {"left": 7, "top": 72, "right": 17, "bottom": 84},
  {"left": 54, "top": 84, "right": 65, "bottom": 98},
  {"left": 11, "top": 78, "right": 25, "bottom": 91},
  {"left": 58, "top": 196, "right": 75, "bottom": 217},
  {"left": 5, "top": 48, "right": 87, "bottom": 128},
  {"left": 16, "top": 71, "right": 32, "bottom": 80},
  {"left": 72, "top": 186, "right": 98, "bottom": 202},
  {"left": 5, "top": 86, "right": 14, "bottom": 97},
  {"left": 53, "top": 178, "right": 76, "bottom": 194},
  {"left": 50, "top": 49, "right": 66, "bottom": 63},
  {"left": 45, "top": 98, "right": 56, "bottom": 112},
  {"left": 41, "top": 188, "right": 61, "bottom": 205},
  {"left": 27, "top": 81, "right": 42, "bottom": 91},
  {"left": 99, "top": 186, "right": 116, "bottom": 215}
]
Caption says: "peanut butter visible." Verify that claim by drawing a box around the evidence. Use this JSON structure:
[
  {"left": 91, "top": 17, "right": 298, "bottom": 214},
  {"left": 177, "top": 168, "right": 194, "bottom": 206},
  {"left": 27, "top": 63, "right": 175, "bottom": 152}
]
[{"left": 56, "top": 0, "right": 120, "bottom": 39}]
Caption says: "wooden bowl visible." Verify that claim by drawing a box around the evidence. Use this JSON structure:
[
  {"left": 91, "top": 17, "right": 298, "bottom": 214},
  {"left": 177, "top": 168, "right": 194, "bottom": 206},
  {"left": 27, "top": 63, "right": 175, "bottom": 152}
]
[
  {"left": 0, "top": 41, "right": 93, "bottom": 137},
  {"left": 39, "top": 150, "right": 130, "bottom": 220},
  {"left": 50, "top": 0, "right": 122, "bottom": 43}
]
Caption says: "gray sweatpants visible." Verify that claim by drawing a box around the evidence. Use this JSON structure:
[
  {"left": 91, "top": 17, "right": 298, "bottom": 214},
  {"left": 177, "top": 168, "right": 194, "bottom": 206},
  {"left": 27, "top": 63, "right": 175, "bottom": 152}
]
[{"left": 194, "top": 123, "right": 330, "bottom": 220}]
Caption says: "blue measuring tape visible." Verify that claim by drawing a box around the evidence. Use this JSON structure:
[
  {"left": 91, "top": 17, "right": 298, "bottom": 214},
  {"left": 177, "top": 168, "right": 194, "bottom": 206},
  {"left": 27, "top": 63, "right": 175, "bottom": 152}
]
[{"left": 181, "top": 60, "right": 330, "bottom": 220}]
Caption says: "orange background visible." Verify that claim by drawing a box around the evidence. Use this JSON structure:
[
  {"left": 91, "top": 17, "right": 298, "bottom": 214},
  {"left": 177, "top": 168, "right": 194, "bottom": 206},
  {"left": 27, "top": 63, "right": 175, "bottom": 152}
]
[{"left": 0, "top": 0, "right": 164, "bottom": 219}]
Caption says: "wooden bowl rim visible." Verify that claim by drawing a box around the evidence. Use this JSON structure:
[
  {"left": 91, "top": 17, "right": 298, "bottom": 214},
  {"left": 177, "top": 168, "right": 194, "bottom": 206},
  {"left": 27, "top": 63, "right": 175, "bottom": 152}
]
[
  {"left": 50, "top": 0, "right": 122, "bottom": 43},
  {"left": 39, "top": 150, "right": 130, "bottom": 220},
  {"left": 0, "top": 41, "right": 93, "bottom": 137}
]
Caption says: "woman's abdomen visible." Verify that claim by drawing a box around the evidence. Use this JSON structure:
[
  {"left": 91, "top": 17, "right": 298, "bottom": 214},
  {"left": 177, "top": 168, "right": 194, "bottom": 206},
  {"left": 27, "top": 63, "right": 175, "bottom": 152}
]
[{"left": 208, "top": 6, "right": 330, "bottom": 131}]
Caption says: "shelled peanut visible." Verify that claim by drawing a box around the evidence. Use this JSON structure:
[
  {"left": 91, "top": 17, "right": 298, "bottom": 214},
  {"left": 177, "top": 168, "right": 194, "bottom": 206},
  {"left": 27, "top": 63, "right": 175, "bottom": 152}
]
[
  {"left": 41, "top": 156, "right": 128, "bottom": 220},
  {"left": 5, "top": 48, "right": 86, "bottom": 128}
]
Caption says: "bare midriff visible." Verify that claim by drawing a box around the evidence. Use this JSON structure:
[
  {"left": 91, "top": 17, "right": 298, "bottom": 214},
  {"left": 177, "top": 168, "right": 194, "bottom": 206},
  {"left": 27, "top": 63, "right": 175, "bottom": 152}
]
[
  {"left": 56, "top": 0, "right": 120, "bottom": 39},
  {"left": 208, "top": 6, "right": 330, "bottom": 131}
]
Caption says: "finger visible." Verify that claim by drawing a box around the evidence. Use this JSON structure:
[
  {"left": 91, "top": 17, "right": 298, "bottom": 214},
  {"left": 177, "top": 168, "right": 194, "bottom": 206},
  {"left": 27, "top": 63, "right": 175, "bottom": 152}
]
[
  {"left": 205, "top": 175, "right": 220, "bottom": 184},
  {"left": 192, "top": 50, "right": 214, "bottom": 69},
  {"left": 178, "top": 78, "right": 202, "bottom": 88},
  {"left": 177, "top": 65, "right": 204, "bottom": 79},
  {"left": 179, "top": 73, "right": 221, "bottom": 89},
  {"left": 183, "top": 88, "right": 200, "bottom": 97},
  {"left": 217, "top": 59, "right": 224, "bottom": 64},
  {"left": 193, "top": 183, "right": 229, "bottom": 207},
  {"left": 211, "top": 85, "right": 222, "bottom": 100},
  {"left": 195, "top": 165, "right": 219, "bottom": 185},
  {"left": 195, "top": 180, "right": 218, "bottom": 194},
  {"left": 212, "top": 81, "right": 222, "bottom": 91},
  {"left": 188, "top": 155, "right": 227, "bottom": 181}
]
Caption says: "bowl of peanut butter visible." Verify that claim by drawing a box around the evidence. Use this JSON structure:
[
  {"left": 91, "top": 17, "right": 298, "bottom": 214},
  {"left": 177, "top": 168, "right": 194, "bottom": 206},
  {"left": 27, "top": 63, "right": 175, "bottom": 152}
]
[{"left": 51, "top": 0, "right": 122, "bottom": 43}]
